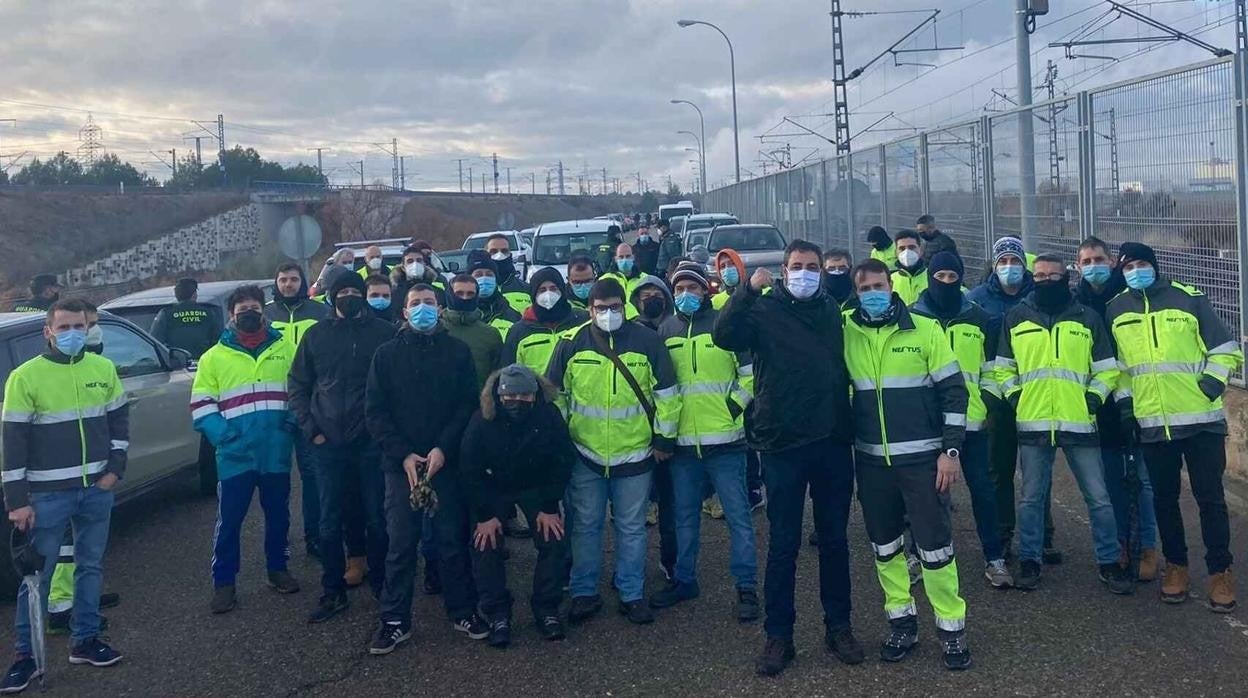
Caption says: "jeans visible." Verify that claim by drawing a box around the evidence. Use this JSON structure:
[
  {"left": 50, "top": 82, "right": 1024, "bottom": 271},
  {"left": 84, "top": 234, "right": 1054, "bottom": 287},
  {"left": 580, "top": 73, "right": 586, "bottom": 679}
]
[
  {"left": 1018, "top": 445, "right": 1119, "bottom": 565},
  {"left": 379, "top": 470, "right": 425, "bottom": 626},
  {"left": 568, "top": 461, "right": 652, "bottom": 603},
  {"left": 670, "top": 451, "right": 757, "bottom": 589},
  {"left": 961, "top": 432, "right": 1004, "bottom": 563},
  {"left": 313, "top": 440, "right": 387, "bottom": 595},
  {"left": 15, "top": 486, "right": 113, "bottom": 654},
  {"left": 987, "top": 400, "right": 1055, "bottom": 547},
  {"left": 471, "top": 495, "right": 568, "bottom": 622},
  {"left": 1101, "top": 446, "right": 1157, "bottom": 550},
  {"left": 212, "top": 471, "right": 290, "bottom": 586},
  {"left": 295, "top": 439, "right": 320, "bottom": 552},
  {"left": 761, "top": 438, "right": 854, "bottom": 640},
  {"left": 1141, "top": 432, "right": 1232, "bottom": 574},
  {"left": 653, "top": 459, "right": 676, "bottom": 571}
]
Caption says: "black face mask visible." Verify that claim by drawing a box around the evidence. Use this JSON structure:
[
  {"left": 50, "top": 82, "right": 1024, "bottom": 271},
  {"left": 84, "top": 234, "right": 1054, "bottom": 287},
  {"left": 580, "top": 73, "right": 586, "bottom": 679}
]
[
  {"left": 501, "top": 401, "right": 534, "bottom": 420},
  {"left": 824, "top": 271, "right": 853, "bottom": 301},
  {"left": 235, "top": 310, "right": 263, "bottom": 333},
  {"left": 1034, "top": 278, "right": 1071, "bottom": 313},
  {"left": 494, "top": 256, "right": 516, "bottom": 281},
  {"left": 335, "top": 295, "right": 365, "bottom": 318},
  {"left": 867, "top": 228, "right": 890, "bottom": 251},
  {"left": 448, "top": 293, "right": 478, "bottom": 313},
  {"left": 641, "top": 296, "right": 666, "bottom": 319},
  {"left": 928, "top": 279, "right": 963, "bottom": 316}
]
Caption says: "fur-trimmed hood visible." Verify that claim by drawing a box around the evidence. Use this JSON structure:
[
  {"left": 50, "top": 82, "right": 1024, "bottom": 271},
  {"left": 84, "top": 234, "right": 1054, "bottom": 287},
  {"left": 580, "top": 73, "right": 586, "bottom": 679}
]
[{"left": 479, "top": 367, "right": 559, "bottom": 420}]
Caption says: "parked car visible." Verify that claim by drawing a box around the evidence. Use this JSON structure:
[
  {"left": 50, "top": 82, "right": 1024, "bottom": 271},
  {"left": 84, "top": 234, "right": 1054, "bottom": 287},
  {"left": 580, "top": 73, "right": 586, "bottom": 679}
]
[
  {"left": 0, "top": 311, "right": 206, "bottom": 591},
  {"left": 436, "top": 249, "right": 470, "bottom": 273},
  {"left": 101, "top": 279, "right": 276, "bottom": 334},
  {"left": 527, "top": 218, "right": 621, "bottom": 281},
  {"left": 705, "top": 224, "right": 788, "bottom": 280},
  {"left": 682, "top": 213, "right": 740, "bottom": 254}
]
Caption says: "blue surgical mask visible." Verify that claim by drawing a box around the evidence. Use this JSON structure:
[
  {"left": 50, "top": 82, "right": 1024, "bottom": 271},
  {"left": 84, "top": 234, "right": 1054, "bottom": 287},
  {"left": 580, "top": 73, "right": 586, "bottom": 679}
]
[
  {"left": 720, "top": 267, "right": 740, "bottom": 288},
  {"left": 476, "top": 275, "right": 497, "bottom": 297},
  {"left": 1081, "top": 263, "right": 1111, "bottom": 286},
  {"left": 53, "top": 328, "right": 87, "bottom": 356},
  {"left": 407, "top": 304, "right": 439, "bottom": 332},
  {"left": 368, "top": 297, "right": 391, "bottom": 311},
  {"left": 785, "top": 269, "right": 821, "bottom": 300},
  {"left": 571, "top": 282, "right": 592, "bottom": 300},
  {"left": 1124, "top": 266, "right": 1156, "bottom": 291},
  {"left": 637, "top": 234, "right": 649, "bottom": 243},
  {"left": 996, "top": 264, "right": 1024, "bottom": 286},
  {"left": 617, "top": 258, "right": 635, "bottom": 274},
  {"left": 674, "top": 291, "right": 702, "bottom": 315},
  {"left": 859, "top": 290, "right": 892, "bottom": 319}
]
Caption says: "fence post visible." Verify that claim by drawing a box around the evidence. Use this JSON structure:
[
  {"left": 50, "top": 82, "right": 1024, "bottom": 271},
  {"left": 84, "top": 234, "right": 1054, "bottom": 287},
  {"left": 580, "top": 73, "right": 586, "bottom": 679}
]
[
  {"left": 919, "top": 131, "right": 931, "bottom": 214},
  {"left": 980, "top": 115, "right": 996, "bottom": 263},
  {"left": 1077, "top": 90, "right": 1097, "bottom": 241},
  {"left": 1234, "top": 50, "right": 1248, "bottom": 371},
  {"left": 878, "top": 144, "right": 889, "bottom": 230}
]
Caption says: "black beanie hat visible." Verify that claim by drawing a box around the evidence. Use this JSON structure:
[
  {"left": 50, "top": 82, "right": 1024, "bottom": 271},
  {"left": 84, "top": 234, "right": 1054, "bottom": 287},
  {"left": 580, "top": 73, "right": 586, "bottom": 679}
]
[
  {"left": 1117, "top": 242, "right": 1158, "bottom": 272},
  {"left": 928, "top": 251, "right": 964, "bottom": 282},
  {"left": 329, "top": 267, "right": 367, "bottom": 302},
  {"left": 467, "top": 249, "right": 498, "bottom": 275}
]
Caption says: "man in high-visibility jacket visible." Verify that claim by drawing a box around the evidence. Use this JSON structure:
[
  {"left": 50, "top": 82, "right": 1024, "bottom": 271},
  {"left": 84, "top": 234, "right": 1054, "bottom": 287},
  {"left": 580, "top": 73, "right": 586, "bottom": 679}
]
[
  {"left": 997, "top": 254, "right": 1133, "bottom": 595},
  {"left": 193, "top": 285, "right": 300, "bottom": 615},
  {"left": 545, "top": 278, "right": 681, "bottom": 626},
  {"left": 357, "top": 245, "right": 390, "bottom": 279},
  {"left": 502, "top": 266, "right": 588, "bottom": 376},
  {"left": 263, "top": 262, "right": 328, "bottom": 560},
  {"left": 648, "top": 263, "right": 758, "bottom": 620},
  {"left": 1107, "top": 242, "right": 1244, "bottom": 611},
  {"left": 467, "top": 250, "right": 521, "bottom": 340},
  {"left": 566, "top": 255, "right": 597, "bottom": 313},
  {"left": 889, "top": 230, "right": 928, "bottom": 306},
  {"left": 843, "top": 258, "right": 970, "bottom": 671},
  {"left": 484, "top": 233, "right": 532, "bottom": 315},
  {"left": 867, "top": 226, "right": 898, "bottom": 269},
  {"left": 911, "top": 252, "right": 1012, "bottom": 589}
]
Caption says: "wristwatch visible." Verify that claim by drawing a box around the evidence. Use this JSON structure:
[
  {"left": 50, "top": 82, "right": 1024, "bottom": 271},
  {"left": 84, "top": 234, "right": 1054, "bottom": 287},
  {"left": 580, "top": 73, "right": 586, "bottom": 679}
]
[{"left": 944, "top": 448, "right": 960, "bottom": 460}]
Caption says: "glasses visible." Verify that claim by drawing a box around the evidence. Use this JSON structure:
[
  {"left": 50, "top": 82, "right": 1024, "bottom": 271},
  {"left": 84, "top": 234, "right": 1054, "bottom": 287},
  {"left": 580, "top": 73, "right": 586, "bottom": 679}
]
[
  {"left": 1033, "top": 272, "right": 1066, "bottom": 282},
  {"left": 592, "top": 303, "right": 625, "bottom": 313}
]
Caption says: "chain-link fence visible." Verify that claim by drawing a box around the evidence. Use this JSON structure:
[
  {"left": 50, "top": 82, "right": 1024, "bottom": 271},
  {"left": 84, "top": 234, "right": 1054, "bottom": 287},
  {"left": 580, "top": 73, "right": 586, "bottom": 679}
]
[{"left": 701, "top": 54, "right": 1248, "bottom": 383}]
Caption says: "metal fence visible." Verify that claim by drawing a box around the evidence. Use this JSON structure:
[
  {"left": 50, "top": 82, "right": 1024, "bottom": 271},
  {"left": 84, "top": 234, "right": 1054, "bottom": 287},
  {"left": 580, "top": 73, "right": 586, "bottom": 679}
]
[{"left": 703, "top": 55, "right": 1248, "bottom": 381}]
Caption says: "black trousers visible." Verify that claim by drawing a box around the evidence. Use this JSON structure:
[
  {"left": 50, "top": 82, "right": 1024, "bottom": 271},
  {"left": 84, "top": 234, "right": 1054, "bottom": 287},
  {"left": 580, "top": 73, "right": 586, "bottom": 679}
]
[
  {"left": 472, "top": 495, "right": 568, "bottom": 622},
  {"left": 1141, "top": 431, "right": 1232, "bottom": 574},
  {"left": 986, "top": 399, "right": 1055, "bottom": 547}
]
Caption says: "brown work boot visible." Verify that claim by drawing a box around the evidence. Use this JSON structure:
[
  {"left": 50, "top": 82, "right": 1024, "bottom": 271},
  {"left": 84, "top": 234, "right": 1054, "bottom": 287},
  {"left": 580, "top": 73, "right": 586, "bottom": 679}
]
[
  {"left": 1160, "top": 564, "right": 1189, "bottom": 604},
  {"left": 1208, "top": 569, "right": 1237, "bottom": 613},
  {"left": 343, "top": 557, "right": 368, "bottom": 588},
  {"left": 1138, "top": 549, "right": 1159, "bottom": 582}
]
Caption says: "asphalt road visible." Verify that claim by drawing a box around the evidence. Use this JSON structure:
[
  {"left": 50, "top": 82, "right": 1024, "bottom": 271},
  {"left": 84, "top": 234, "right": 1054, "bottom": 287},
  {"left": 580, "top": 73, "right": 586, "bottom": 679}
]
[{"left": 2, "top": 458, "right": 1247, "bottom": 697}]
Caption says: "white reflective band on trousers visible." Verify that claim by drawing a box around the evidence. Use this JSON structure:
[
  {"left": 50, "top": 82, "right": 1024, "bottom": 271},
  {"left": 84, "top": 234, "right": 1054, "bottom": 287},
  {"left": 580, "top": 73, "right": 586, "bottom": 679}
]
[
  {"left": 856, "top": 438, "right": 944, "bottom": 457},
  {"left": 936, "top": 615, "right": 967, "bottom": 632},
  {"left": 887, "top": 602, "right": 918, "bottom": 619},
  {"left": 1016, "top": 420, "right": 1097, "bottom": 433},
  {"left": 1137, "top": 409, "right": 1225, "bottom": 429},
  {"left": 872, "top": 535, "right": 905, "bottom": 558},
  {"left": 918, "top": 544, "right": 955, "bottom": 565}
]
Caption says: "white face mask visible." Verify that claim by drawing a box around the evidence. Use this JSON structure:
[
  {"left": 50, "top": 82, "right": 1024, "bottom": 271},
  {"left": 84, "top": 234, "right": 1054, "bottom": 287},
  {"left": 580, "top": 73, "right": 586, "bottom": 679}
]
[
  {"left": 405, "top": 261, "right": 425, "bottom": 278},
  {"left": 898, "top": 249, "right": 920, "bottom": 268},
  {"left": 785, "top": 269, "right": 821, "bottom": 299},
  {"left": 367, "top": 257, "right": 382, "bottom": 270},
  {"left": 490, "top": 251, "right": 509, "bottom": 262},
  {"left": 536, "top": 290, "right": 561, "bottom": 310},
  {"left": 593, "top": 309, "right": 623, "bottom": 333},
  {"left": 86, "top": 324, "right": 104, "bottom": 347}
]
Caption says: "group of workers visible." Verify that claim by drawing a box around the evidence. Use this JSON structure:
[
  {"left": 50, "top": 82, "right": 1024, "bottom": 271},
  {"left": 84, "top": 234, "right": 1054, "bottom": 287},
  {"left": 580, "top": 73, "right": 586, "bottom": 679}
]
[{"left": 0, "top": 213, "right": 1240, "bottom": 690}]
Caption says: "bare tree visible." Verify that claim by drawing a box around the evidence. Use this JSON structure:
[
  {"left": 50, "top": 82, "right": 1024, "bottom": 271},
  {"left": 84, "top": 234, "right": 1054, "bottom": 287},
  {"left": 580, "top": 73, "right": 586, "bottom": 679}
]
[{"left": 321, "top": 188, "right": 405, "bottom": 242}]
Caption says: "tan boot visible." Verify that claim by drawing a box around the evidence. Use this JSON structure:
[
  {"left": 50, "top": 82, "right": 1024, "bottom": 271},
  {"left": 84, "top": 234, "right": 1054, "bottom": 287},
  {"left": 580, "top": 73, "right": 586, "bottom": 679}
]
[
  {"left": 1138, "top": 549, "right": 1159, "bottom": 582},
  {"left": 343, "top": 557, "right": 368, "bottom": 588},
  {"left": 1208, "top": 569, "right": 1237, "bottom": 613},
  {"left": 1160, "top": 564, "right": 1189, "bottom": 603}
]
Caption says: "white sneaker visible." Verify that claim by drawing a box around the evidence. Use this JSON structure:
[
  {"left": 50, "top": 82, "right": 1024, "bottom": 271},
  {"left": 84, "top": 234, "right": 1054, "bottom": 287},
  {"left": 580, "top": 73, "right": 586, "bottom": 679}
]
[{"left": 985, "top": 559, "right": 1014, "bottom": 589}]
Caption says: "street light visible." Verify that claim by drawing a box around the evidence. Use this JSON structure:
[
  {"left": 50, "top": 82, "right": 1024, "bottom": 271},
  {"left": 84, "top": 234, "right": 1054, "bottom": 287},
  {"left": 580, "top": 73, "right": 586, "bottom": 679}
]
[
  {"left": 677, "top": 18, "right": 740, "bottom": 184},
  {"left": 677, "top": 130, "right": 705, "bottom": 199},
  {"left": 670, "top": 99, "right": 707, "bottom": 194}
]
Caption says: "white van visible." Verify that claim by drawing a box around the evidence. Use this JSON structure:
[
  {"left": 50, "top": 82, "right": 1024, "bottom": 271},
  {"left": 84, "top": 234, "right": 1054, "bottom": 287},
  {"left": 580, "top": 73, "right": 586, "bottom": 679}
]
[
  {"left": 658, "top": 200, "right": 696, "bottom": 223},
  {"left": 527, "top": 219, "right": 621, "bottom": 281}
]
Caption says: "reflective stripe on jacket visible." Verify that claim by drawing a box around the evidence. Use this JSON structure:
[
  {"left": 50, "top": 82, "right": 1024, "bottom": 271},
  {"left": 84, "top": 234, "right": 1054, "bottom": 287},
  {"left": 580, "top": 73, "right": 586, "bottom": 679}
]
[
  {"left": 264, "top": 298, "right": 329, "bottom": 349},
  {"left": 910, "top": 293, "right": 998, "bottom": 431},
  {"left": 1106, "top": 278, "right": 1243, "bottom": 443},
  {"left": 502, "top": 311, "right": 589, "bottom": 377},
  {"left": 997, "top": 295, "right": 1119, "bottom": 447}
]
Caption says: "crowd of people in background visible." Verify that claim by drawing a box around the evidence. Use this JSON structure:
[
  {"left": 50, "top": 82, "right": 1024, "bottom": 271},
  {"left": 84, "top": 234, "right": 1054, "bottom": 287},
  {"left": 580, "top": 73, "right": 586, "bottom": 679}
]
[{"left": 0, "top": 214, "right": 1241, "bottom": 690}]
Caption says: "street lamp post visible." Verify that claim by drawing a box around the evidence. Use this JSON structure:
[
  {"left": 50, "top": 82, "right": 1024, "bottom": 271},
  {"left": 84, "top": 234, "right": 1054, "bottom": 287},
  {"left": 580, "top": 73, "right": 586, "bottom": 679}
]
[
  {"left": 678, "top": 19, "right": 740, "bottom": 184},
  {"left": 677, "top": 131, "right": 703, "bottom": 191},
  {"left": 670, "top": 99, "right": 707, "bottom": 194}
]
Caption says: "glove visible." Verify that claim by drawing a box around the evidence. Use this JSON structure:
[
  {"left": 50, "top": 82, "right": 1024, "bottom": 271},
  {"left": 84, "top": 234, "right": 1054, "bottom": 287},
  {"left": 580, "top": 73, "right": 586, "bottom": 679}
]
[
  {"left": 1198, "top": 375, "right": 1226, "bottom": 402},
  {"left": 1085, "top": 392, "right": 1102, "bottom": 416}
]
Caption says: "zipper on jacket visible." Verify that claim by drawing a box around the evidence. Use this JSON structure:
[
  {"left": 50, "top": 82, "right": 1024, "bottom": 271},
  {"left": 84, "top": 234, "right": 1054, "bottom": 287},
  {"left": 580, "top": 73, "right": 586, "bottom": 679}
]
[
  {"left": 72, "top": 360, "right": 88, "bottom": 486},
  {"left": 1142, "top": 294, "right": 1169, "bottom": 438},
  {"left": 686, "top": 320, "right": 703, "bottom": 458},
  {"left": 607, "top": 334, "right": 615, "bottom": 478},
  {"left": 867, "top": 326, "right": 891, "bottom": 466}
]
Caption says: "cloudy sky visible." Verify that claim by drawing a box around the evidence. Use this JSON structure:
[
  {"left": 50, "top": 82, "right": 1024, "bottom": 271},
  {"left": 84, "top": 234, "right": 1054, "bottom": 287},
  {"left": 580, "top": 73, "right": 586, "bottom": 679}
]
[{"left": 0, "top": 0, "right": 1238, "bottom": 192}]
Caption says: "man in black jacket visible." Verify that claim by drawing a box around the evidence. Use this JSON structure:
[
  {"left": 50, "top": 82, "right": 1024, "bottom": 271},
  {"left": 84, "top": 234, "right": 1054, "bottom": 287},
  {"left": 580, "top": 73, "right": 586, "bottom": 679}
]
[
  {"left": 150, "top": 278, "right": 223, "bottom": 358},
  {"left": 364, "top": 284, "right": 483, "bottom": 655},
  {"left": 633, "top": 226, "right": 660, "bottom": 274},
  {"left": 461, "top": 364, "right": 575, "bottom": 648},
  {"left": 289, "top": 272, "right": 397, "bottom": 623},
  {"left": 654, "top": 220, "right": 682, "bottom": 276},
  {"left": 915, "top": 214, "right": 959, "bottom": 263},
  {"left": 713, "top": 239, "right": 862, "bottom": 677}
]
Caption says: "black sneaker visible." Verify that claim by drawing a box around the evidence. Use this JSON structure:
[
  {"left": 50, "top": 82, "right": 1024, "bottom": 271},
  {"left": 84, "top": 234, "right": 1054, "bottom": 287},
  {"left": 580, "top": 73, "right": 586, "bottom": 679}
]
[
  {"left": 307, "top": 593, "right": 349, "bottom": 623},
  {"left": 618, "top": 599, "right": 655, "bottom": 624},
  {"left": 266, "top": 570, "right": 300, "bottom": 594},
  {"left": 98, "top": 592, "right": 120, "bottom": 610},
  {"left": 1042, "top": 546, "right": 1064, "bottom": 565},
  {"left": 736, "top": 589, "right": 761, "bottom": 623},
  {"left": 649, "top": 581, "right": 699, "bottom": 609},
  {"left": 423, "top": 566, "right": 442, "bottom": 595},
  {"left": 452, "top": 614, "right": 489, "bottom": 640},
  {"left": 568, "top": 595, "right": 603, "bottom": 623},
  {"left": 487, "top": 618, "right": 512, "bottom": 648},
  {"left": 368, "top": 621, "right": 411, "bottom": 656},
  {"left": 879, "top": 619, "right": 918, "bottom": 663},
  {"left": 68, "top": 637, "right": 122, "bottom": 667},
  {"left": 755, "top": 636, "right": 796, "bottom": 676},
  {"left": 1099, "top": 563, "right": 1136, "bottom": 595},
  {"left": 1016, "top": 560, "right": 1042, "bottom": 591},
  {"left": 210, "top": 585, "right": 237, "bottom": 614},
  {"left": 0, "top": 656, "right": 38, "bottom": 694},
  {"left": 48, "top": 611, "right": 108, "bottom": 636},
  {"left": 825, "top": 626, "right": 865, "bottom": 665},
  {"left": 940, "top": 630, "right": 972, "bottom": 670},
  {"left": 537, "top": 615, "right": 565, "bottom": 641}
]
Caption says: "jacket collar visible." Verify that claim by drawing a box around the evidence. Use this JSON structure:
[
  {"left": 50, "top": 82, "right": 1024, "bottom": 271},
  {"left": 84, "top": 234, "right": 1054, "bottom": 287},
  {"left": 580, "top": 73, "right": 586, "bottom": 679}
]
[
  {"left": 912, "top": 291, "right": 971, "bottom": 321},
  {"left": 443, "top": 308, "right": 484, "bottom": 326},
  {"left": 220, "top": 326, "right": 282, "bottom": 356},
  {"left": 851, "top": 293, "right": 915, "bottom": 330},
  {"left": 40, "top": 348, "right": 86, "bottom": 365}
]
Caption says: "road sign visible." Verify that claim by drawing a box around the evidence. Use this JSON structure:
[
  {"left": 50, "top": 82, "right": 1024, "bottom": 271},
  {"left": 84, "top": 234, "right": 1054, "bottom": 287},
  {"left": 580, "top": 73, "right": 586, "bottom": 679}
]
[{"left": 277, "top": 214, "right": 323, "bottom": 263}]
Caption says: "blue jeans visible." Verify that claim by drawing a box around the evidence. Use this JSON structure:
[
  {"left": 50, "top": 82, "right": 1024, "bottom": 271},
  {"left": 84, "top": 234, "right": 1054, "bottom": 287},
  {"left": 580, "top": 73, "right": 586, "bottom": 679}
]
[
  {"left": 961, "top": 432, "right": 1004, "bottom": 563},
  {"left": 295, "top": 439, "right": 320, "bottom": 551},
  {"left": 212, "top": 471, "right": 290, "bottom": 586},
  {"left": 670, "top": 451, "right": 757, "bottom": 589},
  {"left": 1019, "top": 445, "right": 1119, "bottom": 565},
  {"left": 16, "top": 486, "right": 113, "bottom": 653},
  {"left": 567, "top": 461, "right": 652, "bottom": 603},
  {"left": 1101, "top": 447, "right": 1157, "bottom": 550},
  {"left": 313, "top": 440, "right": 387, "bottom": 595}
]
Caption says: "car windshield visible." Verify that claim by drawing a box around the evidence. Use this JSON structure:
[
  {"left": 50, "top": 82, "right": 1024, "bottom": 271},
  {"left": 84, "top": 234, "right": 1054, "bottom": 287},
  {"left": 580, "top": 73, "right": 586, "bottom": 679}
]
[
  {"left": 685, "top": 217, "right": 735, "bottom": 232},
  {"left": 533, "top": 232, "right": 612, "bottom": 265},
  {"left": 464, "top": 234, "right": 516, "bottom": 250},
  {"left": 107, "top": 306, "right": 165, "bottom": 333},
  {"left": 708, "top": 227, "right": 785, "bottom": 252},
  {"left": 687, "top": 231, "right": 709, "bottom": 250}
]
